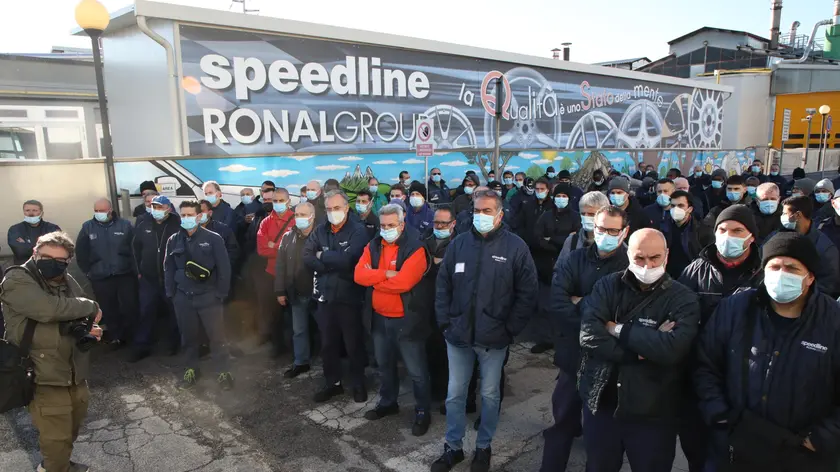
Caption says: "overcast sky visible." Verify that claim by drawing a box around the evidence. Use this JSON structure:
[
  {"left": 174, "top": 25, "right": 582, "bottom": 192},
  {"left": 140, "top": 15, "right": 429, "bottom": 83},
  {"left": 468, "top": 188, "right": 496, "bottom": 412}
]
[{"left": 0, "top": 0, "right": 829, "bottom": 63}]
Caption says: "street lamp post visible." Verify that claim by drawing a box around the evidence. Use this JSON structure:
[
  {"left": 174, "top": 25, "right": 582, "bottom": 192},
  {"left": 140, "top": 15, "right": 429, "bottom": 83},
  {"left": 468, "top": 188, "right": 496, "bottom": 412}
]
[
  {"left": 819, "top": 104, "right": 831, "bottom": 178},
  {"left": 75, "top": 0, "right": 119, "bottom": 215}
]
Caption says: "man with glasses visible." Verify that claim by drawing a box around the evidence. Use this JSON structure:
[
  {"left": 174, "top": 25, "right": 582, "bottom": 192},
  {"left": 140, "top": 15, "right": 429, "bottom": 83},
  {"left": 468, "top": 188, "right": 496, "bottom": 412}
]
[
  {"left": 427, "top": 168, "right": 451, "bottom": 205},
  {"left": 579, "top": 226, "right": 700, "bottom": 472},
  {"left": 431, "top": 190, "right": 537, "bottom": 472},
  {"left": 541, "top": 205, "right": 629, "bottom": 472},
  {"left": 420, "top": 206, "right": 458, "bottom": 405}
]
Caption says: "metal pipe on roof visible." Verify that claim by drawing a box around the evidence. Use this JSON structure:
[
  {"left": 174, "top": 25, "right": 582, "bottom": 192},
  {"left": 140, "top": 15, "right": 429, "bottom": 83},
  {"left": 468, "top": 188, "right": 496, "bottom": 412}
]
[
  {"left": 789, "top": 21, "right": 801, "bottom": 45},
  {"left": 834, "top": 0, "right": 839, "bottom": 24},
  {"left": 136, "top": 15, "right": 184, "bottom": 156},
  {"left": 770, "top": 0, "right": 783, "bottom": 49},
  {"left": 780, "top": 19, "right": 832, "bottom": 62}
]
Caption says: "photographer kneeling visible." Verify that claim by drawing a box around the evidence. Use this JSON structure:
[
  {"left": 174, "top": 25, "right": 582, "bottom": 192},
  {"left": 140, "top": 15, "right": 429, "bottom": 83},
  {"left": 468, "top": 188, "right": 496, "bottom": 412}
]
[{"left": 1, "top": 231, "right": 102, "bottom": 472}]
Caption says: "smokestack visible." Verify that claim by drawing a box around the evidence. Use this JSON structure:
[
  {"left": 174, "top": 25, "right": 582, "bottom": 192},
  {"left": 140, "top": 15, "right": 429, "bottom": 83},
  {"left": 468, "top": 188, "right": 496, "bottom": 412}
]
[
  {"left": 770, "top": 0, "right": 783, "bottom": 49},
  {"left": 551, "top": 48, "right": 561, "bottom": 60},
  {"left": 789, "top": 20, "right": 801, "bottom": 44},
  {"left": 834, "top": 0, "right": 839, "bottom": 24},
  {"left": 562, "top": 42, "right": 572, "bottom": 61}
]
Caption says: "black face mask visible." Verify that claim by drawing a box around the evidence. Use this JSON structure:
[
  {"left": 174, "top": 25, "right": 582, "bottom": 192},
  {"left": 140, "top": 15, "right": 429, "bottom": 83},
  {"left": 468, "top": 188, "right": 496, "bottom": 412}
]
[
  {"left": 36, "top": 258, "right": 68, "bottom": 279},
  {"left": 262, "top": 202, "right": 273, "bottom": 213}
]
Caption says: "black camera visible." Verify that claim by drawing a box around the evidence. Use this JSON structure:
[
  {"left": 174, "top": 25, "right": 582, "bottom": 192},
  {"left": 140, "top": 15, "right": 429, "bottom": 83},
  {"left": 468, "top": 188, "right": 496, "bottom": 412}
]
[{"left": 60, "top": 317, "right": 98, "bottom": 352}]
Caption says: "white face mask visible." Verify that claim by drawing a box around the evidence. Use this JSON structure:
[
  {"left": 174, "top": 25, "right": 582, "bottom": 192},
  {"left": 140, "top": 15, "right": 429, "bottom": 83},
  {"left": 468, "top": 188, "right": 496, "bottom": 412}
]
[
  {"left": 327, "top": 210, "right": 346, "bottom": 225},
  {"left": 669, "top": 207, "right": 687, "bottom": 222},
  {"left": 628, "top": 263, "right": 666, "bottom": 285}
]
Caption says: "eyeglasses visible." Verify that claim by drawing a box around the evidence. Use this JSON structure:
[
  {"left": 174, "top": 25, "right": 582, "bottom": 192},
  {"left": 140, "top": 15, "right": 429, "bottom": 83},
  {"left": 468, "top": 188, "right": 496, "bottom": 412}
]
[
  {"left": 40, "top": 255, "right": 71, "bottom": 264},
  {"left": 594, "top": 225, "right": 623, "bottom": 237},
  {"left": 431, "top": 172, "right": 441, "bottom": 176},
  {"left": 433, "top": 220, "right": 453, "bottom": 228}
]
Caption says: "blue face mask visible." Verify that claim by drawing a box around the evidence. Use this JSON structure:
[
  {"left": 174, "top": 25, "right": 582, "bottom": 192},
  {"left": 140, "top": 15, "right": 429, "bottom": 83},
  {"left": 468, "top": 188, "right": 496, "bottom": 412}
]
[
  {"left": 432, "top": 175, "right": 441, "bottom": 183},
  {"left": 751, "top": 166, "right": 760, "bottom": 173},
  {"left": 273, "top": 202, "right": 287, "bottom": 213},
  {"left": 94, "top": 212, "right": 110, "bottom": 223},
  {"left": 199, "top": 213, "right": 209, "bottom": 225},
  {"left": 205, "top": 194, "right": 218, "bottom": 205},
  {"left": 473, "top": 213, "right": 496, "bottom": 233},
  {"left": 581, "top": 215, "right": 595, "bottom": 232},
  {"left": 715, "top": 233, "right": 749, "bottom": 259},
  {"left": 594, "top": 230, "right": 622, "bottom": 253},
  {"left": 547, "top": 172, "right": 556, "bottom": 179},
  {"left": 536, "top": 191, "right": 548, "bottom": 200},
  {"left": 380, "top": 227, "right": 400, "bottom": 243},
  {"left": 145, "top": 206, "right": 153, "bottom": 214},
  {"left": 711, "top": 180, "right": 724, "bottom": 189},
  {"left": 241, "top": 195, "right": 253, "bottom": 205},
  {"left": 726, "top": 191, "right": 742, "bottom": 202},
  {"left": 747, "top": 186, "right": 757, "bottom": 197},
  {"left": 554, "top": 196, "right": 569, "bottom": 209},
  {"left": 656, "top": 194, "right": 671, "bottom": 207},
  {"left": 355, "top": 202, "right": 369, "bottom": 214},
  {"left": 758, "top": 200, "right": 779, "bottom": 215},
  {"left": 816, "top": 192, "right": 831, "bottom": 203},
  {"left": 781, "top": 213, "right": 797, "bottom": 230},
  {"left": 24, "top": 215, "right": 42, "bottom": 225},
  {"left": 433, "top": 228, "right": 451, "bottom": 239},
  {"left": 609, "top": 193, "right": 626, "bottom": 206},
  {"left": 306, "top": 190, "right": 318, "bottom": 200},
  {"left": 410, "top": 196, "right": 424, "bottom": 208},
  {"left": 488, "top": 177, "right": 495, "bottom": 183},
  {"left": 464, "top": 186, "right": 475, "bottom": 195},
  {"left": 514, "top": 180, "right": 523, "bottom": 188},
  {"left": 764, "top": 269, "right": 806, "bottom": 303},
  {"left": 770, "top": 171, "right": 779, "bottom": 176},
  {"left": 694, "top": 171, "right": 703, "bottom": 178},
  {"left": 504, "top": 178, "right": 513, "bottom": 185},
  {"left": 368, "top": 185, "right": 379, "bottom": 194},
  {"left": 295, "top": 217, "right": 311, "bottom": 230},
  {"left": 151, "top": 209, "right": 167, "bottom": 221},
  {"left": 181, "top": 216, "right": 198, "bottom": 231}
]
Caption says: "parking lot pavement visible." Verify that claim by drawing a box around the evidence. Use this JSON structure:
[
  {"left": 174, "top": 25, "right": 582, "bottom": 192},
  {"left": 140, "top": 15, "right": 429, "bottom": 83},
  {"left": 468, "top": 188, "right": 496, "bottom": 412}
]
[{"left": 0, "top": 341, "right": 688, "bottom": 471}]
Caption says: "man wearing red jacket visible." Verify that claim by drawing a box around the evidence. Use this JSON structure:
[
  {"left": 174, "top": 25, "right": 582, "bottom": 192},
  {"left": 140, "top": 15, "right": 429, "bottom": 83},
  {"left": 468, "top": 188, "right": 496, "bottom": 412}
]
[
  {"left": 255, "top": 188, "right": 295, "bottom": 357},
  {"left": 354, "top": 203, "right": 432, "bottom": 436}
]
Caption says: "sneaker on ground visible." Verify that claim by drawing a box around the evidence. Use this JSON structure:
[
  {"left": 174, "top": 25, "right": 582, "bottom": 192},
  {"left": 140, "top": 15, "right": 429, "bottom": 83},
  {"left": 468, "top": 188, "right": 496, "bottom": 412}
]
[
  {"left": 430, "top": 444, "right": 465, "bottom": 472},
  {"left": 470, "top": 447, "right": 492, "bottom": 472},
  {"left": 363, "top": 403, "right": 399, "bottom": 421},
  {"left": 412, "top": 409, "right": 431, "bottom": 436},
  {"left": 313, "top": 383, "right": 344, "bottom": 403},
  {"left": 283, "top": 364, "right": 310, "bottom": 379}
]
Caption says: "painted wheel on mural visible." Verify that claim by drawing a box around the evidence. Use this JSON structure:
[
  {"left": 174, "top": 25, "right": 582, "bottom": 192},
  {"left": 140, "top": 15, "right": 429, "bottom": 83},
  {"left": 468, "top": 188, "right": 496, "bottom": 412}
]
[
  {"left": 661, "top": 93, "right": 691, "bottom": 148},
  {"left": 483, "top": 67, "right": 562, "bottom": 149},
  {"left": 616, "top": 100, "right": 663, "bottom": 149},
  {"left": 566, "top": 111, "right": 619, "bottom": 149},
  {"left": 688, "top": 88, "right": 724, "bottom": 148},
  {"left": 421, "top": 105, "right": 478, "bottom": 149}
]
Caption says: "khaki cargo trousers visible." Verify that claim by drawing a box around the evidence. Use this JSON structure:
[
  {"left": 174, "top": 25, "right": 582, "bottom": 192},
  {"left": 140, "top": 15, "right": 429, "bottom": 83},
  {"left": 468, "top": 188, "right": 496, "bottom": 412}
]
[{"left": 27, "top": 382, "right": 90, "bottom": 472}]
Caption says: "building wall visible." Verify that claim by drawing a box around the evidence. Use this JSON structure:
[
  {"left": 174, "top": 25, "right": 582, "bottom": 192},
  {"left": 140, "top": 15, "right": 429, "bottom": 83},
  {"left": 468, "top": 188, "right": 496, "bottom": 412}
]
[
  {"left": 771, "top": 91, "right": 840, "bottom": 149},
  {"left": 670, "top": 32, "right": 766, "bottom": 57},
  {"left": 695, "top": 73, "right": 772, "bottom": 149},
  {"left": 102, "top": 19, "right": 180, "bottom": 158},
  {"left": 0, "top": 160, "right": 107, "bottom": 257},
  {"left": 0, "top": 56, "right": 96, "bottom": 95}
]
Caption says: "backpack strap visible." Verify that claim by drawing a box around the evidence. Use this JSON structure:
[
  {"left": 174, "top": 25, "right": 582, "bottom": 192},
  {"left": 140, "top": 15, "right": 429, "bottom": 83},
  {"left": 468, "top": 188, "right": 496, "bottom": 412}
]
[{"left": 2, "top": 264, "right": 43, "bottom": 355}]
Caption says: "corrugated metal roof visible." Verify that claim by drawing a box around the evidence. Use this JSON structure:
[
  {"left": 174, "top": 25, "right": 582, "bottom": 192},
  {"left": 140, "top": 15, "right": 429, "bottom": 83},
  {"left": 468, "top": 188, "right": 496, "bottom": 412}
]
[{"left": 593, "top": 57, "right": 651, "bottom": 66}]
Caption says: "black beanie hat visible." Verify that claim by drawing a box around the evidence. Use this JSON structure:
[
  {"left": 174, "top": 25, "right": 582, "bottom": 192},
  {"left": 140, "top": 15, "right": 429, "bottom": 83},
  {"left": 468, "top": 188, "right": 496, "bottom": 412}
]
[
  {"left": 553, "top": 182, "right": 573, "bottom": 197},
  {"left": 557, "top": 170, "right": 571, "bottom": 179},
  {"left": 139, "top": 180, "right": 156, "bottom": 193},
  {"left": 715, "top": 204, "right": 759, "bottom": 238},
  {"left": 761, "top": 232, "right": 820, "bottom": 275},
  {"left": 408, "top": 181, "right": 427, "bottom": 197}
]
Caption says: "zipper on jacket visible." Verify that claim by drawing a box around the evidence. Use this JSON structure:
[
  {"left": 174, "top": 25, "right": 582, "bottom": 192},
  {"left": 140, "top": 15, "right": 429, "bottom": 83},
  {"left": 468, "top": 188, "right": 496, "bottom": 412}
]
[{"left": 469, "top": 236, "right": 486, "bottom": 345}]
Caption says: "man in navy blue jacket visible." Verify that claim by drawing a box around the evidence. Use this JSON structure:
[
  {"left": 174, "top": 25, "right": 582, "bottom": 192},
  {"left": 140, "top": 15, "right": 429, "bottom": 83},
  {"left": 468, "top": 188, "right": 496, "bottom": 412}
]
[
  {"left": 203, "top": 180, "right": 239, "bottom": 229},
  {"left": 7, "top": 200, "right": 61, "bottom": 265},
  {"left": 303, "top": 190, "right": 369, "bottom": 404},
  {"left": 540, "top": 205, "right": 629, "bottom": 472},
  {"left": 199, "top": 200, "right": 239, "bottom": 273},
  {"left": 76, "top": 198, "right": 137, "bottom": 346},
  {"left": 431, "top": 190, "right": 538, "bottom": 472},
  {"left": 164, "top": 200, "right": 232, "bottom": 391},
  {"left": 695, "top": 232, "right": 840, "bottom": 471},
  {"left": 427, "top": 167, "right": 451, "bottom": 205}
]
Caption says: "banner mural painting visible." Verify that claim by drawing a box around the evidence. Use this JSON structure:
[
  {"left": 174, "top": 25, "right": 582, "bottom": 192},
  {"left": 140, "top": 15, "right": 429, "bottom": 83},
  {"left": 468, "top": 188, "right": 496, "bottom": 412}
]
[
  {"left": 115, "top": 149, "right": 755, "bottom": 203},
  {"left": 178, "top": 25, "right": 728, "bottom": 156}
]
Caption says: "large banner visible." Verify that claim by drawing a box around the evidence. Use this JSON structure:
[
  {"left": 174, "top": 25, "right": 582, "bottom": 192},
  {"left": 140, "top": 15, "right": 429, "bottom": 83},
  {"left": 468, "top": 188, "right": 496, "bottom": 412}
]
[{"left": 178, "top": 25, "right": 727, "bottom": 156}]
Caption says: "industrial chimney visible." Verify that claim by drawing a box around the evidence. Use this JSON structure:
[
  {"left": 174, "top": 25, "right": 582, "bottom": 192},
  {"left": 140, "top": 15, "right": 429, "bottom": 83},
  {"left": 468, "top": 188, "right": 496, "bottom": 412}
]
[
  {"left": 562, "top": 42, "right": 572, "bottom": 61},
  {"left": 770, "top": 0, "right": 783, "bottom": 49},
  {"left": 789, "top": 20, "right": 801, "bottom": 45},
  {"left": 551, "top": 48, "right": 561, "bottom": 60}
]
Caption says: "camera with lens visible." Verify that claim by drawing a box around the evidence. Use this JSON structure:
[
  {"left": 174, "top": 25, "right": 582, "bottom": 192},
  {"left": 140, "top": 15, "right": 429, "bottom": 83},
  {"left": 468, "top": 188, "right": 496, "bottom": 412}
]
[{"left": 60, "top": 316, "right": 98, "bottom": 352}]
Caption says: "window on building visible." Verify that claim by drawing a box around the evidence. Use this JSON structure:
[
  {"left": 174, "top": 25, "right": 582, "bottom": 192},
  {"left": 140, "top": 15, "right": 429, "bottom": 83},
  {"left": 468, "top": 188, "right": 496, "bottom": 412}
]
[
  {"left": 43, "top": 127, "right": 84, "bottom": 160},
  {"left": 677, "top": 54, "right": 691, "bottom": 66},
  {"left": 689, "top": 48, "right": 706, "bottom": 65},
  {"left": 0, "top": 127, "right": 38, "bottom": 159},
  {"left": 706, "top": 47, "right": 721, "bottom": 62}
]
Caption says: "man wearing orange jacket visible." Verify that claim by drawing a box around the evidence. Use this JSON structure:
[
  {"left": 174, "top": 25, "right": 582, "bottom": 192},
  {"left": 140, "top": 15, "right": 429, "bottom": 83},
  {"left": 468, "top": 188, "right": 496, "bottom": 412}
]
[
  {"left": 255, "top": 188, "right": 295, "bottom": 357},
  {"left": 354, "top": 203, "right": 432, "bottom": 436}
]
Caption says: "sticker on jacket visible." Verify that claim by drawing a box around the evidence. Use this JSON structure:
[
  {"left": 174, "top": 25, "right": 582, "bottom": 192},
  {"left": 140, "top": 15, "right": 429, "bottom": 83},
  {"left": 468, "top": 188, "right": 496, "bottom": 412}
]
[
  {"left": 801, "top": 341, "right": 828, "bottom": 354},
  {"left": 455, "top": 263, "right": 465, "bottom": 273}
]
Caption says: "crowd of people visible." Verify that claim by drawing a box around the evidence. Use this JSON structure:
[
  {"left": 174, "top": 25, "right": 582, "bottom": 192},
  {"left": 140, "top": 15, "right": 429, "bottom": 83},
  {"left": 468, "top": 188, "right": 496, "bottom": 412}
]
[{"left": 4, "top": 159, "right": 840, "bottom": 472}]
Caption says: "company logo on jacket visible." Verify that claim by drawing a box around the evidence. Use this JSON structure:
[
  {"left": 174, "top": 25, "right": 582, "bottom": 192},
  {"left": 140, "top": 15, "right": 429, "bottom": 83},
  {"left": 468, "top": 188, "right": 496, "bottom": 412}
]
[
  {"left": 801, "top": 341, "right": 828, "bottom": 354},
  {"left": 199, "top": 242, "right": 211, "bottom": 248},
  {"left": 638, "top": 318, "right": 658, "bottom": 328},
  {"left": 491, "top": 255, "right": 507, "bottom": 263}
]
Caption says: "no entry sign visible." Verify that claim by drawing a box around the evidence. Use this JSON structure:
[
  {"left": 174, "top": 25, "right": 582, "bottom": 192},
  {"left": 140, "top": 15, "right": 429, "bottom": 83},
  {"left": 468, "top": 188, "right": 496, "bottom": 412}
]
[{"left": 415, "top": 118, "right": 434, "bottom": 157}]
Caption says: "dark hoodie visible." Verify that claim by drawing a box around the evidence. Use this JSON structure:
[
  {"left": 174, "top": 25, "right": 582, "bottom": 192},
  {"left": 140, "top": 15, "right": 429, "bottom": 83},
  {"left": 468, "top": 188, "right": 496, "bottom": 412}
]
[
  {"left": 531, "top": 184, "right": 581, "bottom": 282},
  {"left": 451, "top": 174, "right": 481, "bottom": 215}
]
